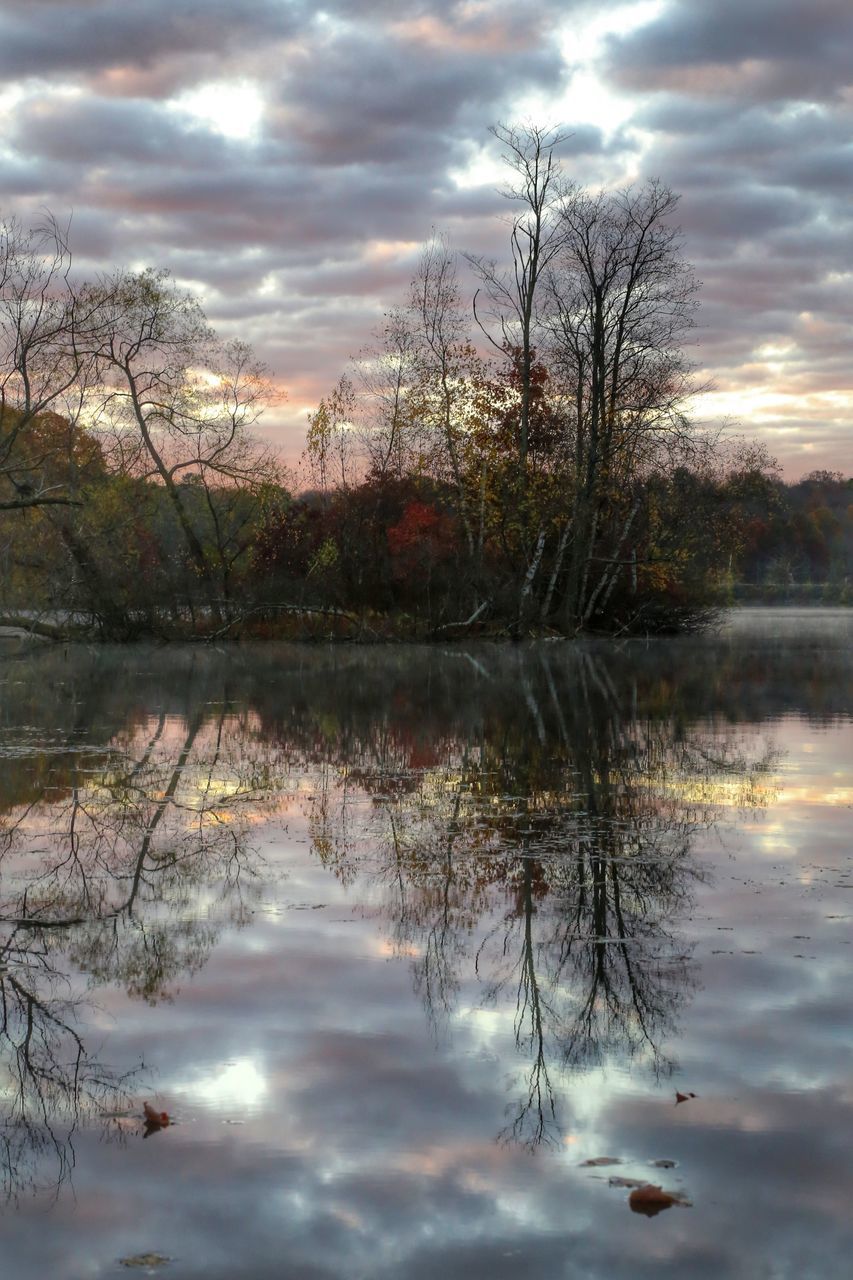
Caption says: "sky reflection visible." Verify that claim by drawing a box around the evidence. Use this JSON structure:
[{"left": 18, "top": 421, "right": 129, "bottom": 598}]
[{"left": 0, "top": 615, "right": 850, "bottom": 1277}]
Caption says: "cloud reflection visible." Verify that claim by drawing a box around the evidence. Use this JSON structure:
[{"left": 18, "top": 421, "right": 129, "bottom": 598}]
[{"left": 0, "top": 621, "right": 850, "bottom": 1275}]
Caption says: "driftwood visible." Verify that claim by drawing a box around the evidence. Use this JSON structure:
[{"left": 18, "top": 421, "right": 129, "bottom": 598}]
[
  {"left": 430, "top": 598, "right": 491, "bottom": 636},
  {"left": 205, "top": 604, "right": 376, "bottom": 641},
  {"left": 0, "top": 614, "right": 81, "bottom": 641}
]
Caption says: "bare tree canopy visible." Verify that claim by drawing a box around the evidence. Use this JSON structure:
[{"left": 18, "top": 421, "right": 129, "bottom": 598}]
[{"left": 0, "top": 215, "right": 100, "bottom": 512}]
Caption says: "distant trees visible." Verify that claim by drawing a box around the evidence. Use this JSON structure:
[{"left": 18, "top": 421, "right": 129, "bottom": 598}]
[{"left": 727, "top": 468, "right": 851, "bottom": 600}]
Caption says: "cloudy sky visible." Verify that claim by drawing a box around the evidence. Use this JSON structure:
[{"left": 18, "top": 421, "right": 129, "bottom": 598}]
[{"left": 1, "top": 0, "right": 851, "bottom": 477}]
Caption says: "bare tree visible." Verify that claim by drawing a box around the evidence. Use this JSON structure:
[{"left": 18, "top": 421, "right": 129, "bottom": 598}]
[
  {"left": 356, "top": 310, "right": 423, "bottom": 481},
  {"left": 307, "top": 237, "right": 482, "bottom": 520},
  {"left": 466, "top": 123, "right": 569, "bottom": 472},
  {"left": 544, "top": 181, "right": 702, "bottom": 628},
  {"left": 409, "top": 234, "right": 482, "bottom": 555},
  {"left": 85, "top": 269, "right": 276, "bottom": 621},
  {"left": 0, "top": 214, "right": 101, "bottom": 513}
]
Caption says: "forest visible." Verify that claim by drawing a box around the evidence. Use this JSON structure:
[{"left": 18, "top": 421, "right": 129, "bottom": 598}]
[{"left": 1, "top": 126, "right": 850, "bottom": 641}]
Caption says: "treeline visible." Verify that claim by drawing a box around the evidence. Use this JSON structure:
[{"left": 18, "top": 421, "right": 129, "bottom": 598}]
[
  {"left": 3, "top": 425, "right": 844, "bottom": 640},
  {"left": 0, "top": 411, "right": 287, "bottom": 637},
  {"left": 1, "top": 128, "right": 848, "bottom": 641},
  {"left": 724, "top": 468, "right": 851, "bottom": 602}
]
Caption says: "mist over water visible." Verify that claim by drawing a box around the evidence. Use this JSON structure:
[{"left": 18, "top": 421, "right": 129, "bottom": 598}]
[{"left": 0, "top": 611, "right": 851, "bottom": 1278}]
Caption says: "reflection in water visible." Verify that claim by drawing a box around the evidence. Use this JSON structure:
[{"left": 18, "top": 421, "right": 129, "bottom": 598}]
[
  {"left": 0, "top": 630, "right": 817, "bottom": 1219},
  {"left": 0, "top": 681, "right": 286, "bottom": 1200},
  {"left": 0, "top": 921, "right": 135, "bottom": 1203},
  {"left": 303, "top": 648, "right": 775, "bottom": 1145}
]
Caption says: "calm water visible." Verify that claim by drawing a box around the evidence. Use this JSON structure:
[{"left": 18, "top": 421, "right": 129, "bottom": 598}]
[{"left": 0, "top": 611, "right": 851, "bottom": 1279}]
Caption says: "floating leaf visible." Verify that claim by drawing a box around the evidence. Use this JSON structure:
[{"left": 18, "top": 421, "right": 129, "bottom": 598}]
[
  {"left": 142, "top": 1102, "right": 170, "bottom": 1138},
  {"left": 628, "top": 1185, "right": 692, "bottom": 1217},
  {"left": 119, "top": 1253, "right": 170, "bottom": 1269}
]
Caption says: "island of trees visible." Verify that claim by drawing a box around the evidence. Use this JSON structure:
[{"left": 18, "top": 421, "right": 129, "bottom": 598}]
[{"left": 1, "top": 127, "right": 850, "bottom": 641}]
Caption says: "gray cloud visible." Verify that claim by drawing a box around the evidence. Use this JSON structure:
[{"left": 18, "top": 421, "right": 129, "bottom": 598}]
[
  {"left": 609, "top": 11, "right": 853, "bottom": 475},
  {"left": 272, "top": 36, "right": 565, "bottom": 169},
  {"left": 0, "top": 0, "right": 300, "bottom": 78},
  {"left": 10, "top": 95, "right": 227, "bottom": 166},
  {"left": 0, "top": 0, "right": 849, "bottom": 474},
  {"left": 607, "top": 0, "right": 853, "bottom": 102}
]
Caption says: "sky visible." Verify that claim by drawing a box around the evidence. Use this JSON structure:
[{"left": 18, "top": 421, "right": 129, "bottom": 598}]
[{"left": 0, "top": 0, "right": 851, "bottom": 478}]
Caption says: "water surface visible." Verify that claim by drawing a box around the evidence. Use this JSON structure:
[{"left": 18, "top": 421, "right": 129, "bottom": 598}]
[{"left": 0, "top": 612, "right": 851, "bottom": 1278}]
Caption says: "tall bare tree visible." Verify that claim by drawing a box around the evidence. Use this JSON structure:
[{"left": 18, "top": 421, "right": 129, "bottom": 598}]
[
  {"left": 544, "top": 181, "right": 701, "bottom": 628},
  {"left": 466, "top": 123, "right": 569, "bottom": 472}
]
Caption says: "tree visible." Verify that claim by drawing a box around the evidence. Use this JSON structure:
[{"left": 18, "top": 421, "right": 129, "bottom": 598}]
[
  {"left": 305, "top": 374, "right": 358, "bottom": 494},
  {"left": 305, "top": 238, "right": 486, "bottom": 615},
  {"left": 0, "top": 215, "right": 102, "bottom": 513},
  {"left": 466, "top": 123, "right": 569, "bottom": 472},
  {"left": 544, "top": 180, "right": 702, "bottom": 629},
  {"left": 408, "top": 234, "right": 482, "bottom": 557},
  {"left": 0, "top": 410, "right": 143, "bottom": 638},
  {"left": 85, "top": 269, "right": 276, "bottom": 622},
  {"left": 355, "top": 310, "right": 423, "bottom": 483}
]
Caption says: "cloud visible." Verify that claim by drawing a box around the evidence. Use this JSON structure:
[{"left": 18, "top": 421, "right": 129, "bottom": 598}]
[
  {"left": 0, "top": 0, "right": 300, "bottom": 80},
  {"left": 603, "top": 8, "right": 853, "bottom": 474},
  {"left": 606, "top": 0, "right": 853, "bottom": 103},
  {"left": 10, "top": 95, "right": 226, "bottom": 166},
  {"left": 0, "top": 0, "right": 849, "bottom": 475}
]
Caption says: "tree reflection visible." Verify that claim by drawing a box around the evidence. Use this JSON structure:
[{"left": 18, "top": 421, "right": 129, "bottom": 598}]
[
  {"left": 0, "top": 685, "right": 286, "bottom": 1201},
  {"left": 301, "top": 645, "right": 776, "bottom": 1147},
  {"left": 0, "top": 921, "right": 136, "bottom": 1203},
  {"left": 0, "top": 637, "right": 781, "bottom": 1202}
]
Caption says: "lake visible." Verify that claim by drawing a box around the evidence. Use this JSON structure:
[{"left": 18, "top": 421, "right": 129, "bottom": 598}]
[{"left": 0, "top": 610, "right": 851, "bottom": 1279}]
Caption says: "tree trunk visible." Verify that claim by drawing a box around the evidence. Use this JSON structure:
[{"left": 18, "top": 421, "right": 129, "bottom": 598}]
[{"left": 517, "top": 526, "right": 546, "bottom": 631}]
